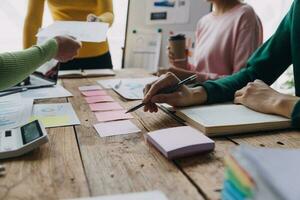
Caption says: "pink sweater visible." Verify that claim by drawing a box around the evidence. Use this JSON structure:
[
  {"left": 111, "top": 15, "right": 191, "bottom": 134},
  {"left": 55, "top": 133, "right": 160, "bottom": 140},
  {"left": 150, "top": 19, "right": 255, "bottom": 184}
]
[{"left": 189, "top": 4, "right": 263, "bottom": 80}]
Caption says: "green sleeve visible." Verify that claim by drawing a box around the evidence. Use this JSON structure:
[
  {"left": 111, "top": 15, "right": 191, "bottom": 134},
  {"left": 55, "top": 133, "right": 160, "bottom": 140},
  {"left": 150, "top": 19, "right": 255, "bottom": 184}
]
[
  {"left": 0, "top": 39, "right": 58, "bottom": 91},
  {"left": 202, "top": 3, "right": 293, "bottom": 103},
  {"left": 292, "top": 101, "right": 300, "bottom": 128}
]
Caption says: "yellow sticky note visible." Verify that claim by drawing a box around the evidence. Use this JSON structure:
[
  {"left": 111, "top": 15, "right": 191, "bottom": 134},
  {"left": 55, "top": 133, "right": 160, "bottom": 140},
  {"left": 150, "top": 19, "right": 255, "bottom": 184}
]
[{"left": 30, "top": 115, "right": 70, "bottom": 128}]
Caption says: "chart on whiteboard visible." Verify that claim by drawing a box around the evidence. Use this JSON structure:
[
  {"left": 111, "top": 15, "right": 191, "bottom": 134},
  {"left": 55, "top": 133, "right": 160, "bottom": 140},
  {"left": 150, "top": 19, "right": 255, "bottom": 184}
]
[{"left": 127, "top": 31, "right": 162, "bottom": 73}]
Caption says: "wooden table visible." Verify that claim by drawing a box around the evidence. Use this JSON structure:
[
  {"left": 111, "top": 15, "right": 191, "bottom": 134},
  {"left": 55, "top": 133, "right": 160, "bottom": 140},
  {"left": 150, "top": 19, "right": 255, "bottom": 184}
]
[{"left": 1, "top": 68, "right": 299, "bottom": 200}]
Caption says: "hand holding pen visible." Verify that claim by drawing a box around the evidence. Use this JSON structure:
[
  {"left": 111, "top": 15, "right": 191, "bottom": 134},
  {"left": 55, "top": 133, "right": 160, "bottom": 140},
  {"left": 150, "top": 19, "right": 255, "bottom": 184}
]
[{"left": 126, "top": 73, "right": 206, "bottom": 113}]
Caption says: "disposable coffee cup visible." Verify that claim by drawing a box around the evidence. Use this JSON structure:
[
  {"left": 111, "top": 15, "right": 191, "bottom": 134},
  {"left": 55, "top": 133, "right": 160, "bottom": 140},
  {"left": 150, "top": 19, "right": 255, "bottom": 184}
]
[{"left": 169, "top": 34, "right": 186, "bottom": 61}]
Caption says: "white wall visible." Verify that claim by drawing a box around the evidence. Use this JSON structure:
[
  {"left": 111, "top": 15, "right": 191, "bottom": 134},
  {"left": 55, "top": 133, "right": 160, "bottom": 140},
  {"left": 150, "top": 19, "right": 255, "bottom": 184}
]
[{"left": 245, "top": 0, "right": 293, "bottom": 41}]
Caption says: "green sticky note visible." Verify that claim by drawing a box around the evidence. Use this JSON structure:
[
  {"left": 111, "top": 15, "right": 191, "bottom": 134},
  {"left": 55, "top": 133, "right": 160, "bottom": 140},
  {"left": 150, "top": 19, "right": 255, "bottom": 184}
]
[{"left": 31, "top": 115, "right": 70, "bottom": 128}]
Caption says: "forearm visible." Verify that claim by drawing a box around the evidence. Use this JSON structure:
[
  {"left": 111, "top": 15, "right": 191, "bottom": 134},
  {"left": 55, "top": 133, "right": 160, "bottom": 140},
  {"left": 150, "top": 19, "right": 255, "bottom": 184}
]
[
  {"left": 23, "top": 0, "right": 44, "bottom": 49},
  {"left": 291, "top": 101, "right": 300, "bottom": 128},
  {"left": 275, "top": 95, "right": 300, "bottom": 118},
  {"left": 0, "top": 39, "right": 58, "bottom": 91},
  {"left": 273, "top": 95, "right": 300, "bottom": 128}
]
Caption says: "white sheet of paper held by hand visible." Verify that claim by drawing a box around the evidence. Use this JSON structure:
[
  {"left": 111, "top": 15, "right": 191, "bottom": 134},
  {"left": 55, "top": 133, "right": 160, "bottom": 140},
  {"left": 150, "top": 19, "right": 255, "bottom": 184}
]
[
  {"left": 37, "top": 21, "right": 109, "bottom": 42},
  {"left": 94, "top": 120, "right": 141, "bottom": 137}
]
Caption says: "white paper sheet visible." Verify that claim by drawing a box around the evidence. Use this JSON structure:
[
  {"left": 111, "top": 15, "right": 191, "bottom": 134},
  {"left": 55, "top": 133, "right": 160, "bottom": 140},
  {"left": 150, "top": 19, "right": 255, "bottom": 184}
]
[
  {"left": 94, "top": 120, "right": 141, "bottom": 137},
  {"left": 37, "top": 21, "right": 109, "bottom": 42},
  {"left": 21, "top": 85, "right": 73, "bottom": 100},
  {"left": 67, "top": 191, "right": 168, "bottom": 200},
  {"left": 0, "top": 94, "right": 33, "bottom": 130},
  {"left": 31, "top": 103, "right": 80, "bottom": 128},
  {"left": 97, "top": 77, "right": 158, "bottom": 100}
]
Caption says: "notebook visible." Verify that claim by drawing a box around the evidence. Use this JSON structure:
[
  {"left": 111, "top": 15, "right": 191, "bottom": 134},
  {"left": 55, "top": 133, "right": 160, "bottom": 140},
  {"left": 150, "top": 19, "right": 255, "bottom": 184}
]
[
  {"left": 146, "top": 126, "right": 215, "bottom": 159},
  {"left": 161, "top": 103, "right": 291, "bottom": 136},
  {"left": 59, "top": 69, "right": 115, "bottom": 78}
]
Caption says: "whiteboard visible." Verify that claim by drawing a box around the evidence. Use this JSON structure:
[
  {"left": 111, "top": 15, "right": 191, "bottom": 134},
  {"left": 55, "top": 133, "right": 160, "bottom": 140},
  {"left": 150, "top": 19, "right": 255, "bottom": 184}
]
[{"left": 124, "top": 0, "right": 211, "bottom": 69}]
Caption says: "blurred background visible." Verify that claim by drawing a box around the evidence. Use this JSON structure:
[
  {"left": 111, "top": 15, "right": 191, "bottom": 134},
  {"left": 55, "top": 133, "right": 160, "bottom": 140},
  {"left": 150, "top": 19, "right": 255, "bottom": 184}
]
[{"left": 0, "top": 0, "right": 294, "bottom": 92}]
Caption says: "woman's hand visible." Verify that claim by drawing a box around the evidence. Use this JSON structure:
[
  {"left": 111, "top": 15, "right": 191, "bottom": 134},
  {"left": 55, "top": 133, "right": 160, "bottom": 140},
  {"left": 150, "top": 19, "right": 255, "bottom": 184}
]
[
  {"left": 234, "top": 80, "right": 300, "bottom": 118},
  {"left": 142, "top": 72, "right": 207, "bottom": 112},
  {"left": 54, "top": 36, "right": 82, "bottom": 62},
  {"left": 87, "top": 14, "right": 101, "bottom": 22}
]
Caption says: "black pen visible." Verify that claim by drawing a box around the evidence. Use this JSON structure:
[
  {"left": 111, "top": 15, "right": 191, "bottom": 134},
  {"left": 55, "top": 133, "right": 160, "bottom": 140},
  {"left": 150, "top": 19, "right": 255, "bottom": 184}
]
[{"left": 126, "top": 74, "right": 197, "bottom": 113}]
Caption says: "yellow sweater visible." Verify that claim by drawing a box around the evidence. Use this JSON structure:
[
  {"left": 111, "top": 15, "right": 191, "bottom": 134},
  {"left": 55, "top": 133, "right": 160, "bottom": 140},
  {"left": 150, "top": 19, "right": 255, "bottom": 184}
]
[{"left": 23, "top": 0, "right": 114, "bottom": 58}]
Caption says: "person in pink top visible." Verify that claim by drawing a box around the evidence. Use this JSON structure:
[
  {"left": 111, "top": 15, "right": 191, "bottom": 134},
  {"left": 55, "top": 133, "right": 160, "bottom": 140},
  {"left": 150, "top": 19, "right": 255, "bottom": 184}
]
[{"left": 168, "top": 0, "right": 263, "bottom": 81}]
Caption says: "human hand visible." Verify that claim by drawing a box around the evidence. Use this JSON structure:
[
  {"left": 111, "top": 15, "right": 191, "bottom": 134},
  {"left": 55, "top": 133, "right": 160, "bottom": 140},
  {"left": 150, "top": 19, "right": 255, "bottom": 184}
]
[
  {"left": 234, "top": 80, "right": 300, "bottom": 118},
  {"left": 87, "top": 13, "right": 101, "bottom": 22},
  {"left": 54, "top": 36, "right": 82, "bottom": 63},
  {"left": 143, "top": 72, "right": 207, "bottom": 112}
]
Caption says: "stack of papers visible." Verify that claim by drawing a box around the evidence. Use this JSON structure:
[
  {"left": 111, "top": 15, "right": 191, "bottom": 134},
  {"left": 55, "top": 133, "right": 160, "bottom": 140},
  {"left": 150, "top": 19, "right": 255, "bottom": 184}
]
[
  {"left": 31, "top": 103, "right": 80, "bottom": 128},
  {"left": 37, "top": 21, "right": 109, "bottom": 43},
  {"left": 21, "top": 85, "right": 73, "bottom": 100},
  {"left": 0, "top": 94, "right": 33, "bottom": 130},
  {"left": 223, "top": 146, "right": 300, "bottom": 200}
]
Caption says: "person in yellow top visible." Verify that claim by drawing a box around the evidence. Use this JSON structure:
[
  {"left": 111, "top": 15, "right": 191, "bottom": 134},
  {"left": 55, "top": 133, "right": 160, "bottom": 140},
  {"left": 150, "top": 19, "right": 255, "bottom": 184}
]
[{"left": 23, "top": 0, "right": 114, "bottom": 70}]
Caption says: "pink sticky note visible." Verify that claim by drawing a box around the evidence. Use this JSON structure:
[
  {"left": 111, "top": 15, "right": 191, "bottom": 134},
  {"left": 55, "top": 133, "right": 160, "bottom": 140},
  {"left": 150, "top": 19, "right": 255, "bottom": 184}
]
[
  {"left": 81, "top": 90, "right": 107, "bottom": 97},
  {"left": 85, "top": 96, "right": 114, "bottom": 104},
  {"left": 89, "top": 102, "right": 123, "bottom": 112},
  {"left": 95, "top": 110, "right": 133, "bottom": 122}
]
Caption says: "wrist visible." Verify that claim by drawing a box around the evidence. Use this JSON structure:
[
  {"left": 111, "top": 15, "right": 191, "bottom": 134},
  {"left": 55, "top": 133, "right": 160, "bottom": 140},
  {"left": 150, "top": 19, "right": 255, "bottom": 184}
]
[
  {"left": 275, "top": 95, "right": 300, "bottom": 118},
  {"left": 190, "top": 86, "right": 207, "bottom": 106}
]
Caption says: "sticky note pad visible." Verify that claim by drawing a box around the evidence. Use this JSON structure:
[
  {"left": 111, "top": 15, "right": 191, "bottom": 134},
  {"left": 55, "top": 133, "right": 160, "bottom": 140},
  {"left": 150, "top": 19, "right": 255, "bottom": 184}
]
[
  {"left": 94, "top": 120, "right": 141, "bottom": 137},
  {"left": 146, "top": 126, "right": 215, "bottom": 159},
  {"left": 89, "top": 102, "right": 123, "bottom": 112},
  {"left": 81, "top": 90, "right": 107, "bottom": 97},
  {"left": 79, "top": 85, "right": 103, "bottom": 91},
  {"left": 95, "top": 110, "right": 133, "bottom": 122},
  {"left": 85, "top": 96, "right": 114, "bottom": 104}
]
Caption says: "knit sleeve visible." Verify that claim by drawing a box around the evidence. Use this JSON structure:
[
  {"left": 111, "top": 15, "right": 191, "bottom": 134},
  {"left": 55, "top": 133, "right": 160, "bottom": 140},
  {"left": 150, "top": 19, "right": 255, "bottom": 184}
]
[
  {"left": 0, "top": 39, "right": 58, "bottom": 91},
  {"left": 291, "top": 101, "right": 300, "bottom": 129}
]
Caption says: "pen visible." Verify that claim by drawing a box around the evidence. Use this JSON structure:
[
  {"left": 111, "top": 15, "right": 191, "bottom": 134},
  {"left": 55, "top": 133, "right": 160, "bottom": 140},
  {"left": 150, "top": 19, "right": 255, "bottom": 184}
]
[
  {"left": 0, "top": 88, "right": 28, "bottom": 98},
  {"left": 126, "top": 74, "right": 197, "bottom": 113}
]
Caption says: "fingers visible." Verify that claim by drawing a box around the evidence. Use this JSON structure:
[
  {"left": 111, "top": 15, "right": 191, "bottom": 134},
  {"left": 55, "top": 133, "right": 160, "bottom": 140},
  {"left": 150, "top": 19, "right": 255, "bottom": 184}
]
[
  {"left": 143, "top": 82, "right": 152, "bottom": 96},
  {"left": 144, "top": 102, "right": 158, "bottom": 113},
  {"left": 87, "top": 14, "right": 98, "bottom": 22},
  {"left": 143, "top": 73, "right": 179, "bottom": 103},
  {"left": 234, "top": 88, "right": 245, "bottom": 98},
  {"left": 151, "top": 92, "right": 182, "bottom": 106},
  {"left": 234, "top": 95, "right": 243, "bottom": 104}
]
